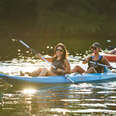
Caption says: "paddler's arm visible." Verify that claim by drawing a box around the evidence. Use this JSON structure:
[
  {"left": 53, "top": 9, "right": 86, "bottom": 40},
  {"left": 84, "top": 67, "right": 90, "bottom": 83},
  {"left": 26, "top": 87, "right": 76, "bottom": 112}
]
[
  {"left": 105, "top": 48, "right": 116, "bottom": 54},
  {"left": 82, "top": 56, "right": 91, "bottom": 64},
  {"left": 109, "top": 48, "right": 116, "bottom": 54},
  {"left": 102, "top": 56, "right": 112, "bottom": 69},
  {"left": 64, "top": 59, "right": 71, "bottom": 74},
  {"left": 35, "top": 53, "right": 53, "bottom": 62}
]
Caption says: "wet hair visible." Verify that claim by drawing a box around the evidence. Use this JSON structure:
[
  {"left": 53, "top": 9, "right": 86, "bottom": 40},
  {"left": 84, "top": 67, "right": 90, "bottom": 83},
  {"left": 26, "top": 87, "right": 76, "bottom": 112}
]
[{"left": 53, "top": 43, "right": 68, "bottom": 60}]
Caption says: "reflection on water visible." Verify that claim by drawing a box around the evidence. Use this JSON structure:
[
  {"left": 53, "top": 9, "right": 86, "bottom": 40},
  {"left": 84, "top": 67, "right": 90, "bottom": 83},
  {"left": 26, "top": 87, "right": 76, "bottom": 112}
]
[
  {"left": 1, "top": 83, "right": 116, "bottom": 115},
  {"left": 0, "top": 54, "right": 116, "bottom": 115}
]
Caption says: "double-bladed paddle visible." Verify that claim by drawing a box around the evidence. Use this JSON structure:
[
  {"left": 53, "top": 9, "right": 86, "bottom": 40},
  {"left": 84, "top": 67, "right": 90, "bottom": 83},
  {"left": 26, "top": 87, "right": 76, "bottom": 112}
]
[{"left": 90, "top": 61, "right": 116, "bottom": 70}]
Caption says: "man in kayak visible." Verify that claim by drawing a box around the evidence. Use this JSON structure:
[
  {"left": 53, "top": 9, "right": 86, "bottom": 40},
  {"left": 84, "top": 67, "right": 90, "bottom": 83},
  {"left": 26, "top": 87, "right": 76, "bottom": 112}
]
[
  {"left": 71, "top": 42, "right": 112, "bottom": 74},
  {"left": 21, "top": 43, "right": 71, "bottom": 76}
]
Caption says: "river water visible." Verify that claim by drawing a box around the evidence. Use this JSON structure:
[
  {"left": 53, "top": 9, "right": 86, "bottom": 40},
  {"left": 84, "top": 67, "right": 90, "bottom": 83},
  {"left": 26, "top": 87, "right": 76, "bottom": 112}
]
[
  {"left": 0, "top": 54, "right": 116, "bottom": 116},
  {"left": 0, "top": 0, "right": 116, "bottom": 114}
]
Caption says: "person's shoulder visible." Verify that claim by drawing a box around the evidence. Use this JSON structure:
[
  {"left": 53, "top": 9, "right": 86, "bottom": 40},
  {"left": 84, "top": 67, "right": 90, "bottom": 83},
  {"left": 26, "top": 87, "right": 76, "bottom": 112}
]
[{"left": 87, "top": 55, "right": 93, "bottom": 59}]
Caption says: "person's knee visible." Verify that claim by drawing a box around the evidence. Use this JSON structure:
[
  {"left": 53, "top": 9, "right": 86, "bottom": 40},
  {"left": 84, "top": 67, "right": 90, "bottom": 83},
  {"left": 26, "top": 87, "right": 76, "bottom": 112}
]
[
  {"left": 90, "top": 67, "right": 96, "bottom": 71},
  {"left": 42, "top": 68, "right": 48, "bottom": 72},
  {"left": 39, "top": 68, "right": 48, "bottom": 76},
  {"left": 36, "top": 68, "right": 42, "bottom": 72},
  {"left": 89, "top": 67, "right": 94, "bottom": 70},
  {"left": 75, "top": 65, "right": 81, "bottom": 70}
]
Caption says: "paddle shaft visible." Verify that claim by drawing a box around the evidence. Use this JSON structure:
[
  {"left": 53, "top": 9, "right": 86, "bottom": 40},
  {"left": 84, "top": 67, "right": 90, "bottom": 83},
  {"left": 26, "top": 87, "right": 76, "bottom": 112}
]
[
  {"left": 18, "top": 40, "right": 56, "bottom": 69},
  {"left": 90, "top": 61, "right": 116, "bottom": 69},
  {"left": 65, "top": 75, "right": 75, "bottom": 83}
]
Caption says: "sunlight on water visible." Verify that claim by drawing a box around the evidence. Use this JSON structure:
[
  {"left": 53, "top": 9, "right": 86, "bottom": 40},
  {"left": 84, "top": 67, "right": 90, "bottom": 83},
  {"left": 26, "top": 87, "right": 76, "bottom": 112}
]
[
  {"left": 22, "top": 89, "right": 37, "bottom": 95},
  {"left": 0, "top": 57, "right": 52, "bottom": 75}
]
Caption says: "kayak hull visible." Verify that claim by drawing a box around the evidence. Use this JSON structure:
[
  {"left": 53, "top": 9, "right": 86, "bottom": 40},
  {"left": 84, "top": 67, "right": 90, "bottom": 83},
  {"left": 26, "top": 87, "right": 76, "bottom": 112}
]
[{"left": 0, "top": 73, "right": 116, "bottom": 85}]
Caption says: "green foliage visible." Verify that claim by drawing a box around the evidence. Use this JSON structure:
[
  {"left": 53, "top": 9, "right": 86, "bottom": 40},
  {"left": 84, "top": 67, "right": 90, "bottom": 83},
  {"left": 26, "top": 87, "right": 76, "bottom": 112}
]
[{"left": 0, "top": 0, "right": 116, "bottom": 38}]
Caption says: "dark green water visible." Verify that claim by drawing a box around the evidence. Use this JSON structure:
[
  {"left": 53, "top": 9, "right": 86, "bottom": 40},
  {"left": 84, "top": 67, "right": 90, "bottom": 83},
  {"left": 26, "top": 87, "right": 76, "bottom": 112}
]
[{"left": 1, "top": 79, "right": 116, "bottom": 116}]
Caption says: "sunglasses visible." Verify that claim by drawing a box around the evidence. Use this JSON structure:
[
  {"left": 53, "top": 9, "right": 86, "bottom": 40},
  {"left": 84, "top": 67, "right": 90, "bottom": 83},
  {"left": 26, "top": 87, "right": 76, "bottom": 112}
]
[
  {"left": 91, "top": 47, "right": 97, "bottom": 50},
  {"left": 56, "top": 49, "right": 64, "bottom": 52}
]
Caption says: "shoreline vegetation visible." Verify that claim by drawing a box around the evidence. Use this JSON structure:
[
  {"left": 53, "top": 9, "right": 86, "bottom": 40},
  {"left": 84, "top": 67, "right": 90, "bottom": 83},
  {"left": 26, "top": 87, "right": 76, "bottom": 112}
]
[{"left": 0, "top": 0, "right": 116, "bottom": 59}]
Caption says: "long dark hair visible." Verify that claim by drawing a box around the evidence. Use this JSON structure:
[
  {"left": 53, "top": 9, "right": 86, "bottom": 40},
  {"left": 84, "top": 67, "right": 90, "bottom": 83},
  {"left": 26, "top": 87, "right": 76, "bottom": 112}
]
[{"left": 53, "top": 43, "right": 68, "bottom": 61}]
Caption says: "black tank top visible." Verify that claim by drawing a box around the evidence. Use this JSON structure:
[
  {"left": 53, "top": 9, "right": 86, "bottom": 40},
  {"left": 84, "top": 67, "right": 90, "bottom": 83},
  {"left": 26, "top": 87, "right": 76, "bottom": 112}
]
[
  {"left": 51, "top": 59, "right": 65, "bottom": 75},
  {"left": 88, "top": 55, "right": 104, "bottom": 73}
]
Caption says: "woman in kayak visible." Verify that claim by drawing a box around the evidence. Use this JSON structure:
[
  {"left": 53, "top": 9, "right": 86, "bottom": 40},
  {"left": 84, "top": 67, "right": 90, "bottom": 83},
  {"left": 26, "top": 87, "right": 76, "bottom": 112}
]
[
  {"left": 71, "top": 42, "right": 112, "bottom": 74},
  {"left": 21, "top": 43, "right": 70, "bottom": 76}
]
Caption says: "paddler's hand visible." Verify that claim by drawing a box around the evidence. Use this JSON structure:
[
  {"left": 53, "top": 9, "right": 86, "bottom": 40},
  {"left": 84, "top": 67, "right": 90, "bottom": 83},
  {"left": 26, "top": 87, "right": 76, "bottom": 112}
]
[
  {"left": 82, "top": 59, "right": 87, "bottom": 64},
  {"left": 109, "top": 66, "right": 112, "bottom": 70}
]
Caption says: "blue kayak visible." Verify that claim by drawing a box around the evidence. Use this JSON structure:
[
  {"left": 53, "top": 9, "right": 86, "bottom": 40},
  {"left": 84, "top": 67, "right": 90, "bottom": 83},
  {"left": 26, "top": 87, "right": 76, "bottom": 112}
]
[{"left": 0, "top": 71, "right": 116, "bottom": 84}]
